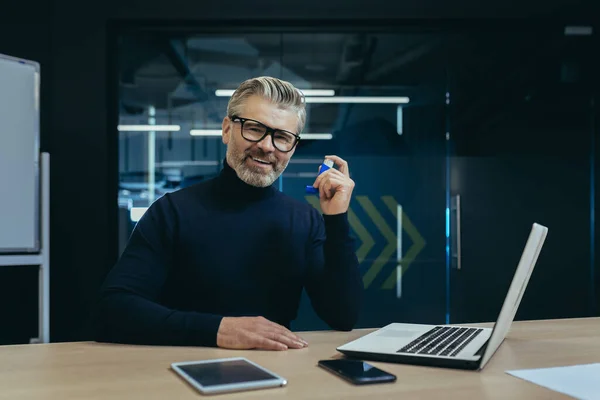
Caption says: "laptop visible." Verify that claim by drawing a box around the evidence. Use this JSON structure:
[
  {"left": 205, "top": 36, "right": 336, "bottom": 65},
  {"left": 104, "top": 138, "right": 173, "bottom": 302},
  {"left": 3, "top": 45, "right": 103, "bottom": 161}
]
[{"left": 337, "top": 222, "right": 548, "bottom": 371}]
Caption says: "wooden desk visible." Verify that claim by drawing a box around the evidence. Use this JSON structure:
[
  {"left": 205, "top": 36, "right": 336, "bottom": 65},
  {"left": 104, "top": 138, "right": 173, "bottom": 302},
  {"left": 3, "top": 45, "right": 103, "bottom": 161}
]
[{"left": 0, "top": 318, "right": 598, "bottom": 399}]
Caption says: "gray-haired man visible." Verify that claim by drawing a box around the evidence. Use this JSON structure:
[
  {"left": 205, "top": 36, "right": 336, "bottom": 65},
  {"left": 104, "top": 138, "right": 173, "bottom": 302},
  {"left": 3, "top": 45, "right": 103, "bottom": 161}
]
[{"left": 94, "top": 77, "right": 363, "bottom": 350}]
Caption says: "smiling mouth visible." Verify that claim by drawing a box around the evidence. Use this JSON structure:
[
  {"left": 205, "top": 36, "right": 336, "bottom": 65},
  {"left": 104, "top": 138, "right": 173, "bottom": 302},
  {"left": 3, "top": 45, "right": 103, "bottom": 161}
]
[{"left": 249, "top": 156, "right": 272, "bottom": 166}]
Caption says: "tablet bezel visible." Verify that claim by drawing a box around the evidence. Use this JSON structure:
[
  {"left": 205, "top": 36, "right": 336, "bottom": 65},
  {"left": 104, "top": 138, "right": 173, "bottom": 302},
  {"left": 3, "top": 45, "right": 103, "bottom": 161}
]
[{"left": 171, "top": 357, "right": 287, "bottom": 394}]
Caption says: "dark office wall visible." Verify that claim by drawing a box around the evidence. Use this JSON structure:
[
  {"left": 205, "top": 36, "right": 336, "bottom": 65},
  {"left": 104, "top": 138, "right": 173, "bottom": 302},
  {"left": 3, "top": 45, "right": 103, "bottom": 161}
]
[{"left": 0, "top": 0, "right": 596, "bottom": 343}]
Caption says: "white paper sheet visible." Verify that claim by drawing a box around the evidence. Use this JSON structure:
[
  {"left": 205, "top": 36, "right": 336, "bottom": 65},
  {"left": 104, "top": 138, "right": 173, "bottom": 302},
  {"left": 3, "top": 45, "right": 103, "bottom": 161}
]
[{"left": 506, "top": 363, "right": 600, "bottom": 400}]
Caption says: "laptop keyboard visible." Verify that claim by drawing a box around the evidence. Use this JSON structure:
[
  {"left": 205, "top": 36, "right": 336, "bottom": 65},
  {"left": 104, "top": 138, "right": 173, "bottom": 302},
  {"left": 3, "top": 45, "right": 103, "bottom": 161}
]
[{"left": 397, "top": 326, "right": 483, "bottom": 357}]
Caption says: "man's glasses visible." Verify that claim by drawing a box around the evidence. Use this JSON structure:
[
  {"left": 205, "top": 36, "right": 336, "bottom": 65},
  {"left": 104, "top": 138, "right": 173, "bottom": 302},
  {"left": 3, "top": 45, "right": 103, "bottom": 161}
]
[{"left": 230, "top": 115, "right": 300, "bottom": 153}]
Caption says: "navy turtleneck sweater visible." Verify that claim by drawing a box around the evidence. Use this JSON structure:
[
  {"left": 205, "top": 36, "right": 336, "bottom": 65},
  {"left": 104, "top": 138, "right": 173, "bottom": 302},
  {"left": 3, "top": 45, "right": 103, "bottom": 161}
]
[{"left": 93, "top": 160, "right": 363, "bottom": 347}]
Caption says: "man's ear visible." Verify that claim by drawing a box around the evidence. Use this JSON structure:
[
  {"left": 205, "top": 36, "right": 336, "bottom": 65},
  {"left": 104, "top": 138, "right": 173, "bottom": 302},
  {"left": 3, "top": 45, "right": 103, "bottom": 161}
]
[{"left": 222, "top": 116, "right": 230, "bottom": 145}]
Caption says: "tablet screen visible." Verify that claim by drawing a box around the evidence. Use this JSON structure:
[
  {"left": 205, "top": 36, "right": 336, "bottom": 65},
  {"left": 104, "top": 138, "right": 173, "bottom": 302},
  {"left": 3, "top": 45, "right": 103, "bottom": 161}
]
[{"left": 178, "top": 359, "right": 279, "bottom": 387}]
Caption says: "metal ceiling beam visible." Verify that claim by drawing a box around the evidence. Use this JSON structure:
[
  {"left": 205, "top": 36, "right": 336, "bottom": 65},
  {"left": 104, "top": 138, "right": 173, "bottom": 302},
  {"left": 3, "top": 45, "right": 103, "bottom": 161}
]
[
  {"left": 162, "top": 38, "right": 210, "bottom": 103},
  {"left": 365, "top": 37, "right": 445, "bottom": 83}
]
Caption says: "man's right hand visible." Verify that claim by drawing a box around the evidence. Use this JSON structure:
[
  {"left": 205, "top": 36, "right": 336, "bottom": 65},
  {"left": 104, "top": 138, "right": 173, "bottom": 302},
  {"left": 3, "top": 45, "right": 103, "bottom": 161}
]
[{"left": 216, "top": 316, "right": 308, "bottom": 351}]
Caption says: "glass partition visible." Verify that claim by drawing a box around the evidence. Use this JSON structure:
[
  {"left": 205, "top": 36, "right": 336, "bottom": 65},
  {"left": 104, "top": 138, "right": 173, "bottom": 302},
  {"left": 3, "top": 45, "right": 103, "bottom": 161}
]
[
  {"left": 116, "top": 24, "right": 597, "bottom": 330},
  {"left": 117, "top": 30, "right": 450, "bottom": 330}
]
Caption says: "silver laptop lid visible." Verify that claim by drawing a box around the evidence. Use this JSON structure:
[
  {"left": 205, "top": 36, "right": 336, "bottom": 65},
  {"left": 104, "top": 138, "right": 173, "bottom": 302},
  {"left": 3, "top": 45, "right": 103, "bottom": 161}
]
[{"left": 478, "top": 223, "right": 548, "bottom": 369}]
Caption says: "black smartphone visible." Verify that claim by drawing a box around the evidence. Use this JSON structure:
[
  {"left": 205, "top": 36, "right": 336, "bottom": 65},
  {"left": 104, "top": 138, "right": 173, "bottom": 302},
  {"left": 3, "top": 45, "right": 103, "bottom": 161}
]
[{"left": 317, "top": 359, "right": 396, "bottom": 385}]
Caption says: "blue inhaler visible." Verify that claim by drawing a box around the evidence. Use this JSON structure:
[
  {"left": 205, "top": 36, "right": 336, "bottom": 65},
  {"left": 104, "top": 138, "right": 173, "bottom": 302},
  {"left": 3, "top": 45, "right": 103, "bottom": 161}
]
[{"left": 305, "top": 159, "right": 334, "bottom": 194}]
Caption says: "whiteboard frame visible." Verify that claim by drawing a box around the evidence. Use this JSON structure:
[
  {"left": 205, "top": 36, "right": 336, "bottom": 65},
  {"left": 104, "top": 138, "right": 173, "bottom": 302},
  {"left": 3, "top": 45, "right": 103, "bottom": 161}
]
[{"left": 0, "top": 53, "right": 41, "bottom": 254}]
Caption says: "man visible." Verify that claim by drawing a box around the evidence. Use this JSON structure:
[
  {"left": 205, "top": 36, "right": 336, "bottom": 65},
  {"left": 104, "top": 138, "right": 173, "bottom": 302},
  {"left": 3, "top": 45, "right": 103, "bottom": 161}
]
[{"left": 94, "top": 76, "right": 363, "bottom": 351}]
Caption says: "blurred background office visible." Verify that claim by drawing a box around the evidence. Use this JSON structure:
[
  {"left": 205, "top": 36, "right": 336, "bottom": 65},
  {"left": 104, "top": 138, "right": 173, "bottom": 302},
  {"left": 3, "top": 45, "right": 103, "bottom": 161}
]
[{"left": 0, "top": 0, "right": 598, "bottom": 344}]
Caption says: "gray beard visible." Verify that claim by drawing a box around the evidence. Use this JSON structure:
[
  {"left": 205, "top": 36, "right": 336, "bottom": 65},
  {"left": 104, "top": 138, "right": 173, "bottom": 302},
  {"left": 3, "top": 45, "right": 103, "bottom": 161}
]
[{"left": 226, "top": 151, "right": 286, "bottom": 188}]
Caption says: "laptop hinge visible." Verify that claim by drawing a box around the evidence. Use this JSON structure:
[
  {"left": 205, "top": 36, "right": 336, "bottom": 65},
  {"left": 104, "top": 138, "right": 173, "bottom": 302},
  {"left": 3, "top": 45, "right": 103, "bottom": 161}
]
[{"left": 475, "top": 339, "right": 489, "bottom": 357}]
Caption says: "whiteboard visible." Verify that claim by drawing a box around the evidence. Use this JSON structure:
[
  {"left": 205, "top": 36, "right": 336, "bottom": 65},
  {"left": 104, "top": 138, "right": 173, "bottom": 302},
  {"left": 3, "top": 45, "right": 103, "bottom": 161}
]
[{"left": 0, "top": 54, "right": 40, "bottom": 253}]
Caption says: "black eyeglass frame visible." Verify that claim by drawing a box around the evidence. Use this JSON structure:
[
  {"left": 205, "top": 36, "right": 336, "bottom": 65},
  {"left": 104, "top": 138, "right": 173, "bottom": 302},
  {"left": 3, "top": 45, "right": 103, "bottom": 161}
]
[{"left": 229, "top": 115, "right": 301, "bottom": 153}]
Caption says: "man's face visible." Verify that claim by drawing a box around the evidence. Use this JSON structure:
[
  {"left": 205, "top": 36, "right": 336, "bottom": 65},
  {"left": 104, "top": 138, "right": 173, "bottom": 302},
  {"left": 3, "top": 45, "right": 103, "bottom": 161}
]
[{"left": 222, "top": 95, "right": 298, "bottom": 187}]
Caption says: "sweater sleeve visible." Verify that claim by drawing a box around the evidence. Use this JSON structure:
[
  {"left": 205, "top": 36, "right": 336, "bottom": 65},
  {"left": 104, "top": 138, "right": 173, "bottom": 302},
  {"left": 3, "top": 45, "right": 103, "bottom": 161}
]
[
  {"left": 304, "top": 209, "right": 363, "bottom": 331},
  {"left": 93, "top": 194, "right": 223, "bottom": 346}
]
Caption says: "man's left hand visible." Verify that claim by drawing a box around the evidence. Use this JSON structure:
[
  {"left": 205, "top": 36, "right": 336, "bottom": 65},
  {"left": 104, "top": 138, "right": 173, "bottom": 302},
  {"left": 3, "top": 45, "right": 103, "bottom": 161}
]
[{"left": 312, "top": 155, "right": 355, "bottom": 215}]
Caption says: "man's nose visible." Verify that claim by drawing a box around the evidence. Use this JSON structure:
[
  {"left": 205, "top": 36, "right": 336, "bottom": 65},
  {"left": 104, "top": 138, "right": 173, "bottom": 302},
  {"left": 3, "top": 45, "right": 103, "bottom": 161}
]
[{"left": 256, "top": 132, "right": 276, "bottom": 152}]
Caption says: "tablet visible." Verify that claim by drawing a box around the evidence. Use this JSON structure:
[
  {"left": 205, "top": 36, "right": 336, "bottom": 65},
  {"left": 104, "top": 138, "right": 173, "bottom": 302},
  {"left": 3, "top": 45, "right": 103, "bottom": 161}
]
[{"left": 171, "top": 357, "right": 287, "bottom": 395}]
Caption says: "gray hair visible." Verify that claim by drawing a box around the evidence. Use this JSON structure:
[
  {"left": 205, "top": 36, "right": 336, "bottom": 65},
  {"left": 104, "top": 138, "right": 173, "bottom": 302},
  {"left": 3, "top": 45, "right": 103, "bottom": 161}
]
[{"left": 226, "top": 76, "right": 306, "bottom": 134}]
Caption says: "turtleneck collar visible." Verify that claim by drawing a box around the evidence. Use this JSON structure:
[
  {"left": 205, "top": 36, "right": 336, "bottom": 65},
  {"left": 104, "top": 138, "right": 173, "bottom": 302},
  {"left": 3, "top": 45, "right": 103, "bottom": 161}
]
[{"left": 214, "top": 158, "right": 277, "bottom": 202}]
